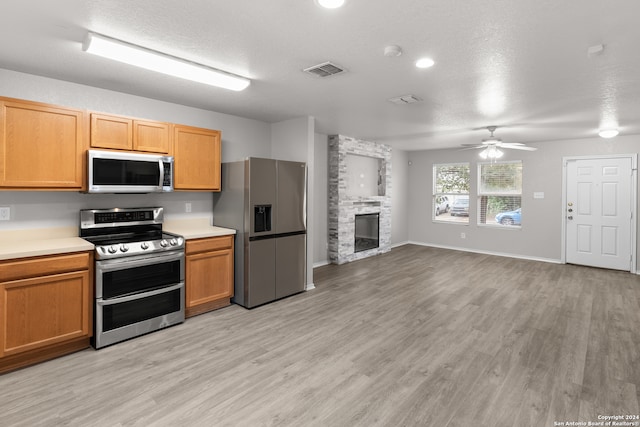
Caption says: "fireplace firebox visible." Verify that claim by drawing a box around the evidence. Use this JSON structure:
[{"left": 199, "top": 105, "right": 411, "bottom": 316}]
[{"left": 354, "top": 213, "right": 379, "bottom": 253}]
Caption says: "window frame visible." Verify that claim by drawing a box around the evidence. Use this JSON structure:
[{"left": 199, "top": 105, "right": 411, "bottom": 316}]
[
  {"left": 476, "top": 160, "right": 523, "bottom": 228},
  {"left": 432, "top": 162, "right": 470, "bottom": 224}
]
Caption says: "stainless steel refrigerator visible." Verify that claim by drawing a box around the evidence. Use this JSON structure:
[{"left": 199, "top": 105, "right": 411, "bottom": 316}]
[{"left": 212, "top": 157, "right": 307, "bottom": 308}]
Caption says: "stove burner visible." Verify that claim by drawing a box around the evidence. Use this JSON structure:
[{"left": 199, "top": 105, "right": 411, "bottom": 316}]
[{"left": 80, "top": 207, "right": 184, "bottom": 259}]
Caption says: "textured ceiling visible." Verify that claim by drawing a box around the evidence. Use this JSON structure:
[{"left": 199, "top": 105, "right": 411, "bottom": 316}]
[{"left": 1, "top": 0, "right": 639, "bottom": 150}]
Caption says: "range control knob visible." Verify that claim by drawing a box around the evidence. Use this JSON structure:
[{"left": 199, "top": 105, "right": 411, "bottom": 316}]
[
  {"left": 120, "top": 244, "right": 129, "bottom": 253},
  {"left": 169, "top": 238, "right": 178, "bottom": 246},
  {"left": 141, "top": 242, "right": 149, "bottom": 250},
  {"left": 108, "top": 245, "right": 117, "bottom": 254},
  {"left": 160, "top": 239, "right": 168, "bottom": 248}
]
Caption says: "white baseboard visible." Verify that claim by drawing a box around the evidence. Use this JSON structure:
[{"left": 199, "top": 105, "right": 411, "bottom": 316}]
[
  {"left": 305, "top": 282, "right": 316, "bottom": 291},
  {"left": 391, "top": 241, "right": 410, "bottom": 249},
  {"left": 407, "top": 241, "right": 562, "bottom": 265},
  {"left": 313, "top": 260, "right": 330, "bottom": 268}
]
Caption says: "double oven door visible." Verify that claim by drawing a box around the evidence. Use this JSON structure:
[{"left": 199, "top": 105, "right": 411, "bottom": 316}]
[{"left": 93, "top": 250, "right": 185, "bottom": 348}]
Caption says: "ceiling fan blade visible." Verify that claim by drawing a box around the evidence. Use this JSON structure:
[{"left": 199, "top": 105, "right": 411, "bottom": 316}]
[
  {"left": 458, "top": 145, "right": 485, "bottom": 151},
  {"left": 501, "top": 145, "right": 537, "bottom": 151},
  {"left": 500, "top": 142, "right": 525, "bottom": 146}
]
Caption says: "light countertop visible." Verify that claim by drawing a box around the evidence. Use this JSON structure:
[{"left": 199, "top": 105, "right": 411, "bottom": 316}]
[
  {"left": 0, "top": 227, "right": 94, "bottom": 261},
  {"left": 164, "top": 218, "right": 236, "bottom": 240},
  {"left": 0, "top": 219, "right": 236, "bottom": 261}
]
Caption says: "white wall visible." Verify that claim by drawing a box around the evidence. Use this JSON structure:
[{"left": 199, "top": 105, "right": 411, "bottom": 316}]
[
  {"left": 0, "top": 68, "right": 272, "bottom": 230},
  {"left": 391, "top": 149, "right": 409, "bottom": 246},
  {"left": 270, "top": 116, "right": 316, "bottom": 288},
  {"left": 313, "top": 133, "right": 329, "bottom": 266},
  {"left": 407, "top": 135, "right": 640, "bottom": 264}
]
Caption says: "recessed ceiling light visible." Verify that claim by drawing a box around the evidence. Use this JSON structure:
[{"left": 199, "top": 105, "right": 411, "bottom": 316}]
[
  {"left": 315, "top": 0, "right": 345, "bottom": 8},
  {"left": 598, "top": 129, "right": 619, "bottom": 138},
  {"left": 415, "top": 57, "right": 435, "bottom": 69}
]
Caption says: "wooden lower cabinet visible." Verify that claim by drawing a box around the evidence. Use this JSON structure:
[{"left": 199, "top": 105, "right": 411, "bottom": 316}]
[
  {"left": 185, "top": 235, "right": 234, "bottom": 318},
  {"left": 0, "top": 252, "right": 93, "bottom": 374}
]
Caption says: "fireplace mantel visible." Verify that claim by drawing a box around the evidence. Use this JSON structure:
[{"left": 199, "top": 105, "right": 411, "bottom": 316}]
[{"left": 328, "top": 135, "right": 391, "bottom": 264}]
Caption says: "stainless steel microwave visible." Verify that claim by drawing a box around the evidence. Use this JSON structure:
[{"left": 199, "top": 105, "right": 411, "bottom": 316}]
[{"left": 87, "top": 150, "right": 174, "bottom": 193}]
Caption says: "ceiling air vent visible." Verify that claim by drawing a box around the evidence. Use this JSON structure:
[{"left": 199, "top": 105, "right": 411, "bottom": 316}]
[
  {"left": 303, "top": 61, "right": 346, "bottom": 78},
  {"left": 388, "top": 94, "right": 422, "bottom": 105}
]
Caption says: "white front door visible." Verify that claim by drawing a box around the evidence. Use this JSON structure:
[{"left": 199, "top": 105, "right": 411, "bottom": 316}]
[{"left": 565, "top": 156, "right": 633, "bottom": 271}]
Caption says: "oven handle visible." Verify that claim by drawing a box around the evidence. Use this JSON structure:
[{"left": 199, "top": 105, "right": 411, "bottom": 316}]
[
  {"left": 98, "top": 282, "right": 184, "bottom": 306},
  {"left": 96, "top": 250, "right": 184, "bottom": 272}
]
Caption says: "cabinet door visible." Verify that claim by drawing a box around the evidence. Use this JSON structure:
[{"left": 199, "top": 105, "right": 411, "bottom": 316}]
[
  {"left": 0, "top": 99, "right": 85, "bottom": 189},
  {"left": 173, "top": 125, "right": 221, "bottom": 191},
  {"left": 90, "top": 113, "right": 133, "bottom": 150},
  {"left": 0, "top": 271, "right": 91, "bottom": 357},
  {"left": 186, "top": 247, "right": 234, "bottom": 309},
  {"left": 134, "top": 120, "right": 170, "bottom": 154}
]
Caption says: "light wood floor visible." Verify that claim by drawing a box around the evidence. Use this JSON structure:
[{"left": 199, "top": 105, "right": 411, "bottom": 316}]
[{"left": 1, "top": 245, "right": 639, "bottom": 426}]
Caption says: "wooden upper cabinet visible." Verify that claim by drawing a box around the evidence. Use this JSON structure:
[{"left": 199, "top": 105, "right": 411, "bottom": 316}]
[
  {"left": 90, "top": 113, "right": 170, "bottom": 154},
  {"left": 134, "top": 120, "right": 170, "bottom": 154},
  {"left": 0, "top": 98, "right": 86, "bottom": 190},
  {"left": 173, "top": 124, "right": 221, "bottom": 191},
  {"left": 90, "top": 113, "right": 132, "bottom": 151}
]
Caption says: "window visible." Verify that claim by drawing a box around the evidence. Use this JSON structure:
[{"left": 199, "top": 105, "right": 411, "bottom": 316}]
[
  {"left": 478, "top": 161, "right": 522, "bottom": 226},
  {"left": 433, "top": 163, "right": 470, "bottom": 223}
]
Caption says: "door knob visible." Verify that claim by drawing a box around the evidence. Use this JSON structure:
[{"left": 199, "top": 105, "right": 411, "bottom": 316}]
[
  {"left": 568, "top": 208, "right": 573, "bottom": 212},
  {"left": 568, "top": 216, "right": 573, "bottom": 220}
]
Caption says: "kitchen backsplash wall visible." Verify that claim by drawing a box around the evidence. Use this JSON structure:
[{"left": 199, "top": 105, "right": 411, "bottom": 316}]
[{"left": 0, "top": 191, "right": 214, "bottom": 232}]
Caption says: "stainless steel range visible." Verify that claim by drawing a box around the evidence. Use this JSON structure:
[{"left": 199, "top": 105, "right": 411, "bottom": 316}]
[{"left": 80, "top": 207, "right": 185, "bottom": 349}]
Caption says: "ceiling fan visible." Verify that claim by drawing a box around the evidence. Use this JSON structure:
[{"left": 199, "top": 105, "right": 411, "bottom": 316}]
[{"left": 461, "top": 126, "right": 537, "bottom": 159}]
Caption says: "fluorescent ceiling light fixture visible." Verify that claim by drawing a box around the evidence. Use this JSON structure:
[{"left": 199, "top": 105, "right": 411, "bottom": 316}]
[
  {"left": 315, "top": 0, "right": 345, "bottom": 8},
  {"left": 598, "top": 128, "right": 619, "bottom": 138},
  {"left": 415, "top": 57, "right": 435, "bottom": 68},
  {"left": 82, "top": 32, "right": 250, "bottom": 91},
  {"left": 479, "top": 146, "right": 504, "bottom": 160}
]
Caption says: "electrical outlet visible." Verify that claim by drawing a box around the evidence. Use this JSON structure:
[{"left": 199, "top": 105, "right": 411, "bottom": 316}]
[
  {"left": 0, "top": 206, "right": 10, "bottom": 221},
  {"left": 460, "top": 232, "right": 466, "bottom": 239}
]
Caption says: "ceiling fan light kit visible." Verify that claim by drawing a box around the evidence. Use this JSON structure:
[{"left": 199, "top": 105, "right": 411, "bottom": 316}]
[
  {"left": 82, "top": 32, "right": 251, "bottom": 91},
  {"left": 479, "top": 146, "right": 504, "bottom": 160},
  {"left": 461, "top": 126, "right": 538, "bottom": 158}
]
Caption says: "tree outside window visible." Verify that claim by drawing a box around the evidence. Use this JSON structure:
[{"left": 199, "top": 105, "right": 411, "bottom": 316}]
[{"left": 433, "top": 163, "right": 470, "bottom": 223}]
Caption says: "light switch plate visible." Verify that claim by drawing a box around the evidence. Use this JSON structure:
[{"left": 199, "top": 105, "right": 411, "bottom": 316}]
[
  {"left": 0, "top": 206, "right": 10, "bottom": 221},
  {"left": 533, "top": 192, "right": 545, "bottom": 199}
]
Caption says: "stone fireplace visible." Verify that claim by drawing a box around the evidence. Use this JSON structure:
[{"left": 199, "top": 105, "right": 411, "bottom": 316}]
[{"left": 328, "top": 135, "right": 391, "bottom": 264}]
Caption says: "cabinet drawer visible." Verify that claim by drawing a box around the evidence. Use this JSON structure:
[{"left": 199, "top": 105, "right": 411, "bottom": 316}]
[
  {"left": 186, "top": 235, "right": 233, "bottom": 255},
  {"left": 0, "top": 252, "right": 91, "bottom": 283}
]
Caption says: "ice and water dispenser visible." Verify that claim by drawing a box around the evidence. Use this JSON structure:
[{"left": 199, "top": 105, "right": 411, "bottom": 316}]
[{"left": 254, "top": 205, "right": 272, "bottom": 233}]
